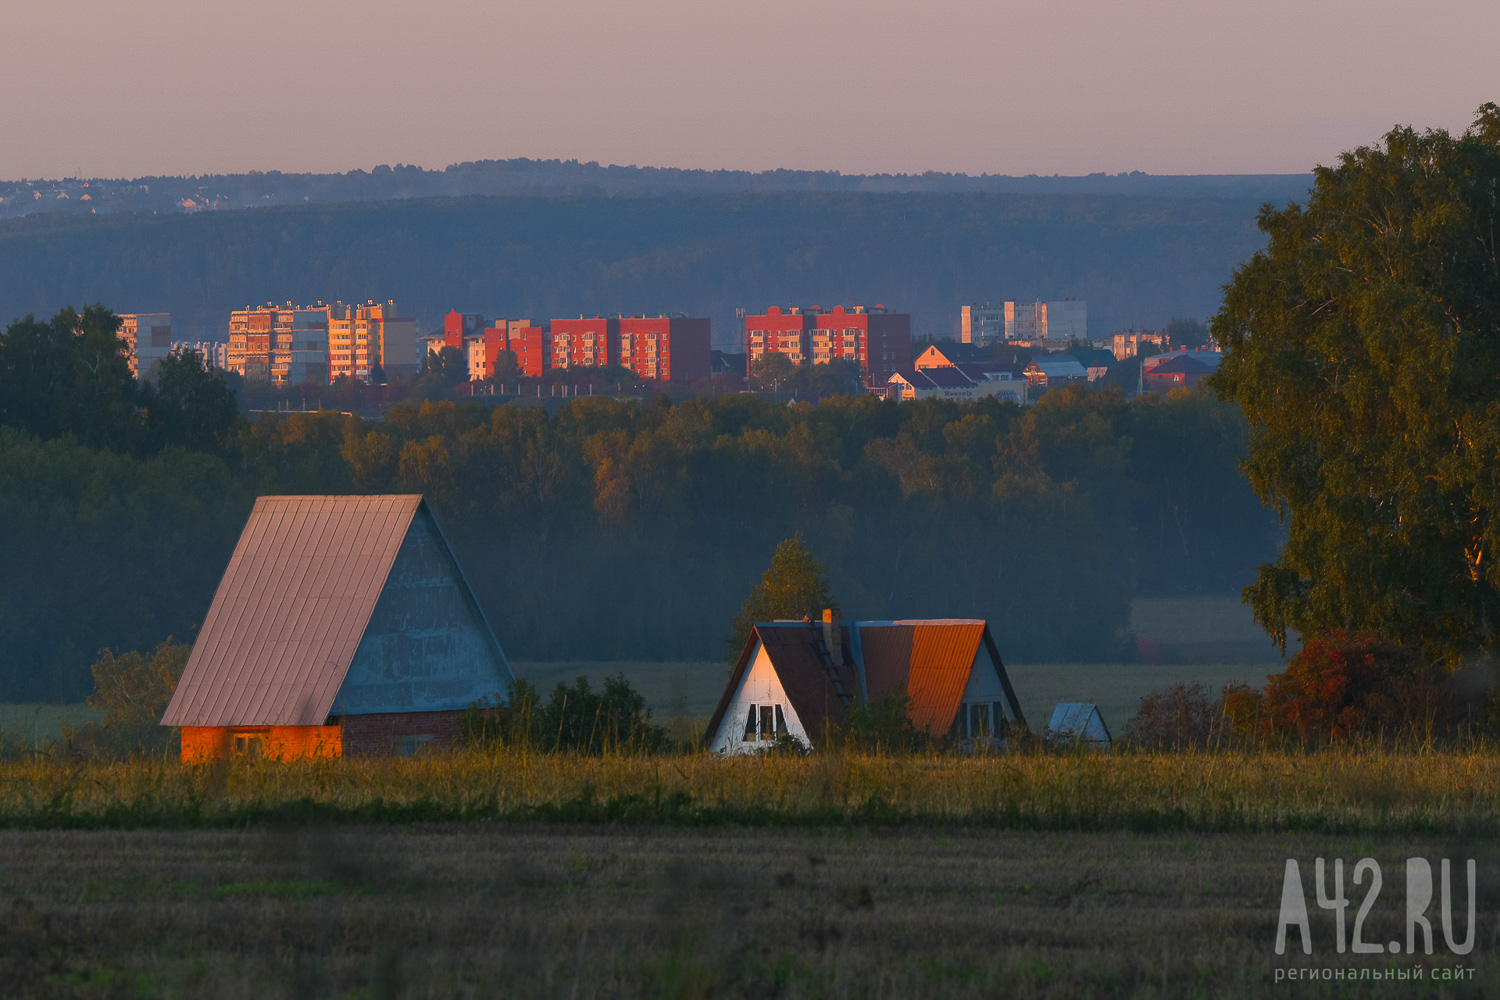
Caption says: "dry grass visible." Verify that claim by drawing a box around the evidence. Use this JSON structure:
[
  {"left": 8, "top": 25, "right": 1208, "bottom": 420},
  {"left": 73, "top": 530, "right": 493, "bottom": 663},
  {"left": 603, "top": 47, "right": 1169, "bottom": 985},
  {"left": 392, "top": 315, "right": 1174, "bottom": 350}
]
[
  {"left": 5, "top": 747, "right": 1500, "bottom": 835},
  {"left": 1, "top": 823, "right": 1494, "bottom": 998}
]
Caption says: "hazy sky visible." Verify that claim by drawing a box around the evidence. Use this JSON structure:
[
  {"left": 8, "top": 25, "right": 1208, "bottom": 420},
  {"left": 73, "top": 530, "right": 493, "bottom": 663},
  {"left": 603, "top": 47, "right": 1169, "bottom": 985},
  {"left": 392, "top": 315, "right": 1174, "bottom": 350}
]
[{"left": 5, "top": 0, "right": 1497, "bottom": 179}]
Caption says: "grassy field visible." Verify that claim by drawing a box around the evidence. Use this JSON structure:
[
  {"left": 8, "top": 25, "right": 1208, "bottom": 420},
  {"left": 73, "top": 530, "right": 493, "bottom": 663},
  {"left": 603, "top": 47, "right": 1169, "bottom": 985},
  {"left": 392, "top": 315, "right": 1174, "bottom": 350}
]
[
  {"left": 3, "top": 749, "right": 1500, "bottom": 835},
  {"left": 2, "top": 822, "right": 1491, "bottom": 998}
]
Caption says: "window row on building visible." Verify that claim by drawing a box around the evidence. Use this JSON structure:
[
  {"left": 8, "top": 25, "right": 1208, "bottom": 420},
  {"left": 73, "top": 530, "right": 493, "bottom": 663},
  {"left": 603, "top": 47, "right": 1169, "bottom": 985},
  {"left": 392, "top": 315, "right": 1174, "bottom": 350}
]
[
  {"left": 226, "top": 300, "right": 418, "bottom": 386},
  {"left": 422, "top": 311, "right": 713, "bottom": 383},
  {"left": 960, "top": 299, "right": 1088, "bottom": 347},
  {"left": 742, "top": 305, "right": 911, "bottom": 381}
]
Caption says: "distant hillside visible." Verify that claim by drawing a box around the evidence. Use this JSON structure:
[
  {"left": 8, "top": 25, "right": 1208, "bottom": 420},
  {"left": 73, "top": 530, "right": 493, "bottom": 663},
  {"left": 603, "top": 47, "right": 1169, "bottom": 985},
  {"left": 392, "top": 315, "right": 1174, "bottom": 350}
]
[
  {"left": 0, "top": 159, "right": 1314, "bottom": 220},
  {"left": 0, "top": 191, "right": 1271, "bottom": 347}
]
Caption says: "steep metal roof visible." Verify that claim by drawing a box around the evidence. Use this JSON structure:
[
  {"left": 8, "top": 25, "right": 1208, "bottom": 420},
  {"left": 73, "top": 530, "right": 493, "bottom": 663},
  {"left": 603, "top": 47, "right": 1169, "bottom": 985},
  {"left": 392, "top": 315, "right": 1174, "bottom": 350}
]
[
  {"left": 706, "top": 617, "right": 1027, "bottom": 748},
  {"left": 704, "top": 622, "right": 859, "bottom": 748},
  {"left": 858, "top": 620, "right": 990, "bottom": 733},
  {"left": 163, "top": 495, "right": 429, "bottom": 726}
]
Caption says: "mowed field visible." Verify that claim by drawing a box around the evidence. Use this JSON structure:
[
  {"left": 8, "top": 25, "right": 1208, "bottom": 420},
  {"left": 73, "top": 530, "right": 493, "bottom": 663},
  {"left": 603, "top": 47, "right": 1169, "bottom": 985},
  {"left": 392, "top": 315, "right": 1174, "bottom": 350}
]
[{"left": 1, "top": 823, "right": 1492, "bottom": 999}]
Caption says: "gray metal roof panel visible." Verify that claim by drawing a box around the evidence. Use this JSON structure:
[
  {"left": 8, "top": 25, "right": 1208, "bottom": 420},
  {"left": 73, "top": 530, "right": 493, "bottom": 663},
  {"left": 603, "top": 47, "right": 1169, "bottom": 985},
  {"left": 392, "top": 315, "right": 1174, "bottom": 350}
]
[{"left": 161, "top": 495, "right": 423, "bottom": 726}]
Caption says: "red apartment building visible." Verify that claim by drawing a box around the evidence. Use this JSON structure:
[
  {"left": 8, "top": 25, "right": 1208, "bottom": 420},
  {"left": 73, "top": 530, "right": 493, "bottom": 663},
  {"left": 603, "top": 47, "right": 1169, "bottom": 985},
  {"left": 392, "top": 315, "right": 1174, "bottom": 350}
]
[
  {"left": 619, "top": 316, "right": 711, "bottom": 382},
  {"left": 551, "top": 317, "right": 618, "bottom": 372},
  {"left": 745, "top": 305, "right": 910, "bottom": 382},
  {"left": 466, "top": 320, "right": 551, "bottom": 380},
  {"left": 442, "top": 310, "right": 486, "bottom": 348}
]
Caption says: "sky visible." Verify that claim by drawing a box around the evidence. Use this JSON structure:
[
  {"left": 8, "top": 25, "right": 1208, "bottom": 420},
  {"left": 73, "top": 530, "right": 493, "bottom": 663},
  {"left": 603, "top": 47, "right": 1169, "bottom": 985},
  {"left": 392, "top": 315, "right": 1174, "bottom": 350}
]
[{"left": 4, "top": 0, "right": 1498, "bottom": 180}]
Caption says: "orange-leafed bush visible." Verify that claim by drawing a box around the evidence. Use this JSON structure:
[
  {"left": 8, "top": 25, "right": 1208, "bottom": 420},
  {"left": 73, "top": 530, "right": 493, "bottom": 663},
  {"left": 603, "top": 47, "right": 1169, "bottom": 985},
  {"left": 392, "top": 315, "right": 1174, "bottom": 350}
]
[{"left": 1230, "top": 630, "right": 1459, "bottom": 743}]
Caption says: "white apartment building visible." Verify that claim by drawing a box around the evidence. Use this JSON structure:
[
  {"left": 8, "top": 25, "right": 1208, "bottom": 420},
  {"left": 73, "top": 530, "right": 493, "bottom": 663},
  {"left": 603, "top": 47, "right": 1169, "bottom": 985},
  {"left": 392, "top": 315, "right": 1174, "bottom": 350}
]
[
  {"left": 118, "top": 313, "right": 174, "bottom": 381},
  {"left": 960, "top": 303, "right": 1006, "bottom": 346},
  {"left": 1003, "top": 299, "right": 1088, "bottom": 342}
]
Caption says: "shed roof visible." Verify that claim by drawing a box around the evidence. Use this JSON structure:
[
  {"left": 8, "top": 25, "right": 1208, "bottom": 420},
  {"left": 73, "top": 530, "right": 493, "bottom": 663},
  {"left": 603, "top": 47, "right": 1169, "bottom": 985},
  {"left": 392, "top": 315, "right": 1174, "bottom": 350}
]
[
  {"left": 1145, "top": 353, "right": 1213, "bottom": 376},
  {"left": 1046, "top": 702, "right": 1112, "bottom": 744},
  {"left": 162, "top": 494, "right": 505, "bottom": 727}
]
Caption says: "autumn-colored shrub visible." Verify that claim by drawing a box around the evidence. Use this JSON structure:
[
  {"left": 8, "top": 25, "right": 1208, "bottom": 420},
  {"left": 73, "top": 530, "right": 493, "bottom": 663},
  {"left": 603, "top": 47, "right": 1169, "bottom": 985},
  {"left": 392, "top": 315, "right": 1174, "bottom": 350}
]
[
  {"left": 1231, "top": 630, "right": 1463, "bottom": 744},
  {"left": 1125, "top": 682, "right": 1233, "bottom": 749}
]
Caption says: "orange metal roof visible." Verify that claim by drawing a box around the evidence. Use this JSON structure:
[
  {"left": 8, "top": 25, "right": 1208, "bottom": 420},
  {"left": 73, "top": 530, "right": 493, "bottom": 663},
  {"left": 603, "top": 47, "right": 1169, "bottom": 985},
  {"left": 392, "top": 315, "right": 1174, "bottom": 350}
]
[
  {"left": 858, "top": 620, "right": 987, "bottom": 733},
  {"left": 162, "top": 495, "right": 424, "bottom": 726}
]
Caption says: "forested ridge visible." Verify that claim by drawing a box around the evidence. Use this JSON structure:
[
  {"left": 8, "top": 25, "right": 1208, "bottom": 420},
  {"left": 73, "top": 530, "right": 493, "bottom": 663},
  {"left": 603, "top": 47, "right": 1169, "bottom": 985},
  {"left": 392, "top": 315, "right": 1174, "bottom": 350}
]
[
  {"left": 0, "top": 306, "right": 1281, "bottom": 700},
  {"left": 0, "top": 190, "right": 1271, "bottom": 347}
]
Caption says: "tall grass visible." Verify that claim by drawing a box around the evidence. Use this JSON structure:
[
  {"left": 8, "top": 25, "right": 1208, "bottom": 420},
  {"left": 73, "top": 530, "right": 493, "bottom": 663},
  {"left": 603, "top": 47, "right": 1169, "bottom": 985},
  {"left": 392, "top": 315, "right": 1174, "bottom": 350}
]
[{"left": 4, "top": 745, "right": 1500, "bottom": 833}]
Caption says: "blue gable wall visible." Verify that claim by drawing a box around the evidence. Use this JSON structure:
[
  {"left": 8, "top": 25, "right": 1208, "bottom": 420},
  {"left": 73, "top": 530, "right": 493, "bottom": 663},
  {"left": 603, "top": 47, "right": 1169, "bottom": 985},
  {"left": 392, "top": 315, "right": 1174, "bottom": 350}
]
[{"left": 331, "top": 509, "right": 513, "bottom": 715}]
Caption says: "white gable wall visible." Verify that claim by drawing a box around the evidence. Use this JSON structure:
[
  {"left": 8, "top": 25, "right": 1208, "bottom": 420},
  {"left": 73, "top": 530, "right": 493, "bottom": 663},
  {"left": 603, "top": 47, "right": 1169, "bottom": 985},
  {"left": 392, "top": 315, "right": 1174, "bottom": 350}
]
[
  {"left": 709, "top": 640, "right": 811, "bottom": 754},
  {"left": 958, "top": 642, "right": 1014, "bottom": 738}
]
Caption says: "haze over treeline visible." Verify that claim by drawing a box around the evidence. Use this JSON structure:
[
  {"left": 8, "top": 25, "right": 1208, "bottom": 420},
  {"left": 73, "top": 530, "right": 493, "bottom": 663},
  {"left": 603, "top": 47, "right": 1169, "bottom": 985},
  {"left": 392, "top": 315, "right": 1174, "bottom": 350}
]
[
  {"left": 0, "top": 160, "right": 1313, "bottom": 216},
  {"left": 0, "top": 189, "right": 1279, "bottom": 349},
  {"left": 0, "top": 301, "right": 1283, "bottom": 701}
]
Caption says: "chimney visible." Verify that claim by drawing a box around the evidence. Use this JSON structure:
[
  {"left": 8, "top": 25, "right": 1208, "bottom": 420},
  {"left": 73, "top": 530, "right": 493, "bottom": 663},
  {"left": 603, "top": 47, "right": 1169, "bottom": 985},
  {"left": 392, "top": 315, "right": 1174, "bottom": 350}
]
[{"left": 822, "top": 607, "right": 844, "bottom": 666}]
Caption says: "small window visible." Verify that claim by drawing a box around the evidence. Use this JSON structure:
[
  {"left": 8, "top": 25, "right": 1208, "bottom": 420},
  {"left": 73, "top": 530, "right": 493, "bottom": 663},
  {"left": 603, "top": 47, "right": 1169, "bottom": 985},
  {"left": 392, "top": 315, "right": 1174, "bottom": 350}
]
[
  {"left": 760, "top": 704, "right": 774, "bottom": 739},
  {"left": 743, "top": 705, "right": 758, "bottom": 741},
  {"left": 967, "top": 704, "right": 992, "bottom": 738},
  {"left": 775, "top": 705, "right": 787, "bottom": 738},
  {"left": 233, "top": 734, "right": 264, "bottom": 758}
]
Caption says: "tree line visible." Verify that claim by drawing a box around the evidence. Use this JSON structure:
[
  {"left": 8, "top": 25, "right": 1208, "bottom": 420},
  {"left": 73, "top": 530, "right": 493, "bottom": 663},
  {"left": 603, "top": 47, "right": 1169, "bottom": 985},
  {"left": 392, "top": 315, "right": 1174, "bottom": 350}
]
[{"left": 0, "top": 304, "right": 1282, "bottom": 702}]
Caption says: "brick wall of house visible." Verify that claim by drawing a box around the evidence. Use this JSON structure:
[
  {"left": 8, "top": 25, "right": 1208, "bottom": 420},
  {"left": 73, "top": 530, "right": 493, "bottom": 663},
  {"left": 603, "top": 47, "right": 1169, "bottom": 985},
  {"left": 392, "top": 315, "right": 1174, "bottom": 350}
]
[
  {"left": 179, "top": 724, "right": 343, "bottom": 763},
  {"left": 338, "top": 711, "right": 465, "bottom": 757}
]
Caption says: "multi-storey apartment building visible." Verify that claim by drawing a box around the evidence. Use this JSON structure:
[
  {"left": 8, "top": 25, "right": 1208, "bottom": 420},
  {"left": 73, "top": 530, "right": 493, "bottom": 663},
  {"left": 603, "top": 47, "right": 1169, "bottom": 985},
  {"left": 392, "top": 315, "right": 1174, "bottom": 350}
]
[
  {"left": 118, "top": 313, "right": 173, "bottom": 381},
  {"left": 466, "top": 320, "right": 551, "bottom": 380},
  {"left": 551, "top": 317, "right": 618, "bottom": 372},
  {"left": 228, "top": 304, "right": 279, "bottom": 383},
  {"left": 745, "top": 305, "right": 910, "bottom": 382},
  {"left": 960, "top": 303, "right": 1005, "bottom": 347},
  {"left": 1004, "top": 299, "right": 1088, "bottom": 342},
  {"left": 329, "top": 301, "right": 418, "bottom": 382},
  {"left": 618, "top": 316, "right": 711, "bottom": 382},
  {"left": 229, "top": 302, "right": 327, "bottom": 385}
]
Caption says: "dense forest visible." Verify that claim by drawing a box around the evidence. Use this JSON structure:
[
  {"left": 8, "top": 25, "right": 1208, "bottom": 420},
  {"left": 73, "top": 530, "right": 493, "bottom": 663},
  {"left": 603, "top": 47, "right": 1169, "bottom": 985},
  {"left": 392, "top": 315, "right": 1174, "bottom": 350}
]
[
  {"left": 0, "top": 160, "right": 1313, "bottom": 219},
  {"left": 0, "top": 190, "right": 1274, "bottom": 348},
  {"left": 0, "top": 306, "right": 1282, "bottom": 702}
]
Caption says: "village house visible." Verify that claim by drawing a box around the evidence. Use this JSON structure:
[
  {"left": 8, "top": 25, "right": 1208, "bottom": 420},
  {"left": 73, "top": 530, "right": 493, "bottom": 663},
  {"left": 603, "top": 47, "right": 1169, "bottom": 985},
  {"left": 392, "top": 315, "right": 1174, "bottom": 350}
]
[
  {"left": 1022, "top": 355, "right": 1090, "bottom": 392},
  {"left": 881, "top": 344, "right": 1027, "bottom": 403},
  {"left": 160, "top": 494, "right": 513, "bottom": 761},
  {"left": 705, "top": 609, "right": 1026, "bottom": 753},
  {"left": 1141, "top": 352, "right": 1216, "bottom": 395}
]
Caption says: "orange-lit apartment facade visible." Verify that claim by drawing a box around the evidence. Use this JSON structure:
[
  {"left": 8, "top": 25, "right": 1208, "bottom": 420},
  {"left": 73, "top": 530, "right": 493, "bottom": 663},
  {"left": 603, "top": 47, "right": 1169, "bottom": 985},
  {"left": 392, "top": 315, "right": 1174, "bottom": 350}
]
[
  {"left": 744, "top": 305, "right": 911, "bottom": 382},
  {"left": 228, "top": 300, "right": 415, "bottom": 385},
  {"left": 427, "top": 310, "right": 711, "bottom": 383}
]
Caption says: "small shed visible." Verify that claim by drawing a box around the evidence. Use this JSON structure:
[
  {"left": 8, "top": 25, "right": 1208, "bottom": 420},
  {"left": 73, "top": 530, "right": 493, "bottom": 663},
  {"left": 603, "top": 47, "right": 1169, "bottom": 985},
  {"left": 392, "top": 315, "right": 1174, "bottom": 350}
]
[
  {"left": 161, "top": 494, "right": 513, "bottom": 760},
  {"left": 1046, "top": 702, "right": 1112, "bottom": 750},
  {"left": 705, "top": 610, "right": 1026, "bottom": 754}
]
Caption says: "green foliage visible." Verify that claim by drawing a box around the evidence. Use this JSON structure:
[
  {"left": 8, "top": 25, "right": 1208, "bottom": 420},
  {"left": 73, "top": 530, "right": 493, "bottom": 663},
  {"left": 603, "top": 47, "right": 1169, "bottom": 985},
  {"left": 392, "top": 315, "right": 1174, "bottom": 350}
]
[
  {"left": 66, "top": 639, "right": 190, "bottom": 758},
  {"left": 464, "top": 675, "right": 668, "bottom": 754},
  {"left": 726, "top": 533, "right": 834, "bottom": 663},
  {"left": 830, "top": 693, "right": 930, "bottom": 753},
  {"left": 142, "top": 347, "right": 241, "bottom": 453},
  {"left": 0, "top": 428, "right": 250, "bottom": 700},
  {"left": 1212, "top": 104, "right": 1500, "bottom": 664}
]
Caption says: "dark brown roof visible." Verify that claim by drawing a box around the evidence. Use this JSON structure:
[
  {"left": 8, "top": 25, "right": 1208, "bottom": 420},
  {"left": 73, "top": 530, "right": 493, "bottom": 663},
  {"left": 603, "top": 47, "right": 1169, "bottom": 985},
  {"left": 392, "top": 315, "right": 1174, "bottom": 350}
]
[
  {"left": 162, "top": 495, "right": 494, "bottom": 727},
  {"left": 704, "top": 622, "right": 859, "bottom": 747}
]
